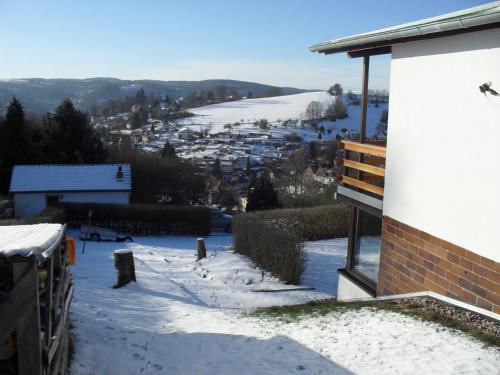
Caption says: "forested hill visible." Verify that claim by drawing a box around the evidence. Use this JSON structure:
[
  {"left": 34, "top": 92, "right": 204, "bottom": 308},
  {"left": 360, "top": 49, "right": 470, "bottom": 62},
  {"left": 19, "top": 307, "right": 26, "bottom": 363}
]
[{"left": 0, "top": 78, "right": 308, "bottom": 114}]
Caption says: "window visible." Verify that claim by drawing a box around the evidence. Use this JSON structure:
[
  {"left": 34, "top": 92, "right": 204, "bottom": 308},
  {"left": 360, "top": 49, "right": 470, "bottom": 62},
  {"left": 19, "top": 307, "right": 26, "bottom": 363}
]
[{"left": 350, "top": 208, "right": 382, "bottom": 286}]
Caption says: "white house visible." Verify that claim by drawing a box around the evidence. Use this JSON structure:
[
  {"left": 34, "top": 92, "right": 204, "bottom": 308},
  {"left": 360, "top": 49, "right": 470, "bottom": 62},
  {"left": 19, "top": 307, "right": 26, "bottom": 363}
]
[
  {"left": 311, "top": 2, "right": 500, "bottom": 314},
  {"left": 10, "top": 164, "right": 131, "bottom": 218},
  {"left": 177, "top": 127, "right": 194, "bottom": 140}
]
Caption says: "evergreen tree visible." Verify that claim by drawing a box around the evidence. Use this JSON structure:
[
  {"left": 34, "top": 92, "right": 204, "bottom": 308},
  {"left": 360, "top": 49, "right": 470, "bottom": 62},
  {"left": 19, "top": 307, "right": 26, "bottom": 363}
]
[
  {"left": 0, "top": 97, "right": 34, "bottom": 192},
  {"left": 40, "top": 99, "right": 106, "bottom": 164},
  {"left": 212, "top": 158, "right": 222, "bottom": 178},
  {"left": 131, "top": 112, "right": 142, "bottom": 129},
  {"left": 246, "top": 173, "right": 280, "bottom": 212},
  {"left": 308, "top": 141, "right": 317, "bottom": 160},
  {"left": 161, "top": 141, "right": 176, "bottom": 158},
  {"left": 135, "top": 88, "right": 146, "bottom": 105}
]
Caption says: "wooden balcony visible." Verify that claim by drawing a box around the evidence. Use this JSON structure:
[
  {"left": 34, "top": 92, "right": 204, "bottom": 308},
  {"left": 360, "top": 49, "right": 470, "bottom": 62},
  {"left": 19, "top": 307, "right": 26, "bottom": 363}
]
[{"left": 336, "top": 140, "right": 386, "bottom": 197}]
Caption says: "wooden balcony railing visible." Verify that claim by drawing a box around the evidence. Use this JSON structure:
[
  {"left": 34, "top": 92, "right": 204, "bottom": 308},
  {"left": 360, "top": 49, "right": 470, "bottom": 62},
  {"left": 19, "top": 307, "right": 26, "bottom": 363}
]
[{"left": 336, "top": 140, "right": 386, "bottom": 197}]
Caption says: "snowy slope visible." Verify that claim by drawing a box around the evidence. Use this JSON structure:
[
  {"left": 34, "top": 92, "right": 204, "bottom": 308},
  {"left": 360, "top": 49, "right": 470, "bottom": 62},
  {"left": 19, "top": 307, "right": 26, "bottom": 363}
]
[
  {"left": 177, "top": 91, "right": 387, "bottom": 138},
  {"left": 70, "top": 234, "right": 499, "bottom": 375}
]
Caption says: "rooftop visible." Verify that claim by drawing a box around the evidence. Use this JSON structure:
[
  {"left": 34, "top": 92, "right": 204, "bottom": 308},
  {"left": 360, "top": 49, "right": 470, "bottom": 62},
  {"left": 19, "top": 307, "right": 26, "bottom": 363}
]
[
  {"left": 310, "top": 2, "right": 500, "bottom": 55},
  {"left": 10, "top": 164, "right": 131, "bottom": 193},
  {"left": 0, "top": 223, "right": 64, "bottom": 259}
]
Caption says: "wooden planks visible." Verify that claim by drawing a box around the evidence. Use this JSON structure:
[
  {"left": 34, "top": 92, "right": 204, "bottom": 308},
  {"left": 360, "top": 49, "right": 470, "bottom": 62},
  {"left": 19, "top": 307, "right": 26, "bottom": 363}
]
[
  {"left": 341, "top": 159, "right": 385, "bottom": 177},
  {"left": 340, "top": 140, "right": 387, "bottom": 158},
  {"left": 338, "top": 175, "right": 385, "bottom": 196}
]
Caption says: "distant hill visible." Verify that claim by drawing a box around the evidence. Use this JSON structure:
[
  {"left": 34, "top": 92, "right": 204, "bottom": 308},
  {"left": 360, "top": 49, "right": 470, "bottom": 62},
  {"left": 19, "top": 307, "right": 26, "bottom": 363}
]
[{"left": 0, "top": 78, "right": 309, "bottom": 114}]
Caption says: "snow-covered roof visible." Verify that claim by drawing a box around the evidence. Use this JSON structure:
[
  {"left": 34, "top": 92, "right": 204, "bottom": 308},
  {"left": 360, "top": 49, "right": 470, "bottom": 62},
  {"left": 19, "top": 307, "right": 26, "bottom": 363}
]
[
  {"left": 0, "top": 223, "right": 64, "bottom": 259},
  {"left": 10, "top": 164, "right": 131, "bottom": 193},
  {"left": 310, "top": 2, "right": 500, "bottom": 54}
]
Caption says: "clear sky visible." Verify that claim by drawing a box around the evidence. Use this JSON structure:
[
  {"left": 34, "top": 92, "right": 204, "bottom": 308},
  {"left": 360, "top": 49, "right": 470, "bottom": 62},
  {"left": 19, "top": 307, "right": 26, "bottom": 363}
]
[{"left": 0, "top": 0, "right": 491, "bottom": 91}]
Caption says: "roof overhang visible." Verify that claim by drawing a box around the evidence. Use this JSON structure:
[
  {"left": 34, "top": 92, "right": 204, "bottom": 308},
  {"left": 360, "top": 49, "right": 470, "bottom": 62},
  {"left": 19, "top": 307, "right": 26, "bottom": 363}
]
[{"left": 310, "top": 2, "right": 500, "bottom": 57}]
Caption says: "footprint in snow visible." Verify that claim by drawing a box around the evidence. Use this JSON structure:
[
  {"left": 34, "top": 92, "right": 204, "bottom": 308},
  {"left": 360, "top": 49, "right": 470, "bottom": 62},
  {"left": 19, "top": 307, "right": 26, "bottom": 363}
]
[
  {"left": 151, "top": 364, "right": 163, "bottom": 371},
  {"left": 132, "top": 353, "right": 145, "bottom": 360}
]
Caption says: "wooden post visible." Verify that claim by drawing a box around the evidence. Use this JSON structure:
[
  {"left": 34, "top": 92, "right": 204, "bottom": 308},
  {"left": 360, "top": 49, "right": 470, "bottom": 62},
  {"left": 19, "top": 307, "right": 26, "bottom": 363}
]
[
  {"left": 113, "top": 250, "right": 136, "bottom": 288},
  {"left": 197, "top": 238, "right": 206, "bottom": 260}
]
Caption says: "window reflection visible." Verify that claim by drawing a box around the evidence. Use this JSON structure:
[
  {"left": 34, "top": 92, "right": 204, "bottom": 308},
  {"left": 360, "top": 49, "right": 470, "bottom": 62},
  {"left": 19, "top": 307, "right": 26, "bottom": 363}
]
[{"left": 352, "top": 210, "right": 382, "bottom": 283}]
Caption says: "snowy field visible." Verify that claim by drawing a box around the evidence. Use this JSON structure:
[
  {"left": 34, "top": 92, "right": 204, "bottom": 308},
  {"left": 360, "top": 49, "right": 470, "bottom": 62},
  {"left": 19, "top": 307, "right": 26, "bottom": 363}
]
[
  {"left": 69, "top": 233, "right": 499, "bottom": 375},
  {"left": 176, "top": 91, "right": 388, "bottom": 139}
]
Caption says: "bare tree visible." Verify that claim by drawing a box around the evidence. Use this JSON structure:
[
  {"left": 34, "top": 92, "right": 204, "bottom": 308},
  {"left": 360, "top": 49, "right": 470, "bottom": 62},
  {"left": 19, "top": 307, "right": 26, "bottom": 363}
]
[{"left": 305, "top": 101, "right": 323, "bottom": 121}]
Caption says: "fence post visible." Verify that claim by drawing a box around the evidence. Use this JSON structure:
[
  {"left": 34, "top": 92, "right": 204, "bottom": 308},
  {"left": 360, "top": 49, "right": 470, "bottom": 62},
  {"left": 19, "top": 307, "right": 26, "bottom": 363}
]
[
  {"left": 113, "top": 250, "right": 136, "bottom": 288},
  {"left": 197, "top": 238, "right": 206, "bottom": 260}
]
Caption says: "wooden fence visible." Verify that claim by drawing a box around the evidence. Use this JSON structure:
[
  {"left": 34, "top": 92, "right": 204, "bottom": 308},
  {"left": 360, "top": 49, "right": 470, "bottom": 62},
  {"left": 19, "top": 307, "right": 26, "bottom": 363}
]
[{"left": 0, "top": 225, "right": 72, "bottom": 375}]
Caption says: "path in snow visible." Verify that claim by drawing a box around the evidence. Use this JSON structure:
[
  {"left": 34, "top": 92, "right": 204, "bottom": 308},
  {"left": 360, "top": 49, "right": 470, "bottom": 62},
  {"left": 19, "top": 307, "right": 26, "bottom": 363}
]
[{"left": 69, "top": 233, "right": 499, "bottom": 375}]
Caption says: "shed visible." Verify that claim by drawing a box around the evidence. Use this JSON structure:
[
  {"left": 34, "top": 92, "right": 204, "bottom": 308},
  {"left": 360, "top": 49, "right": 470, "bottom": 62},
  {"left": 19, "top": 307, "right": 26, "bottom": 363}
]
[
  {"left": 0, "top": 223, "right": 72, "bottom": 374},
  {"left": 9, "top": 164, "right": 131, "bottom": 218}
]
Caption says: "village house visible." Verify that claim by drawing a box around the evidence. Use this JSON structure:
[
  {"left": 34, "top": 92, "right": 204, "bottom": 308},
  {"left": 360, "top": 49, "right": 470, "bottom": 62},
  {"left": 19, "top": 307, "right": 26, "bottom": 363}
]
[
  {"left": 10, "top": 164, "right": 131, "bottom": 218},
  {"left": 310, "top": 3, "right": 500, "bottom": 314},
  {"left": 177, "top": 127, "right": 195, "bottom": 140}
]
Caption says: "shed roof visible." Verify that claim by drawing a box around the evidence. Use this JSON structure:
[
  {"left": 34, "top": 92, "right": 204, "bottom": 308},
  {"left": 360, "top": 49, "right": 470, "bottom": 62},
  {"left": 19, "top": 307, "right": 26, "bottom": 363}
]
[
  {"left": 0, "top": 223, "right": 64, "bottom": 259},
  {"left": 310, "top": 2, "right": 500, "bottom": 55},
  {"left": 10, "top": 164, "right": 131, "bottom": 193}
]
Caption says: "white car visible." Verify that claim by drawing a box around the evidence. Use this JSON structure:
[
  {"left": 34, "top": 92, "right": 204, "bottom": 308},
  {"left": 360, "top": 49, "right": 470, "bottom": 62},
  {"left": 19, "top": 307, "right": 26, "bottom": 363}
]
[{"left": 80, "top": 225, "right": 133, "bottom": 242}]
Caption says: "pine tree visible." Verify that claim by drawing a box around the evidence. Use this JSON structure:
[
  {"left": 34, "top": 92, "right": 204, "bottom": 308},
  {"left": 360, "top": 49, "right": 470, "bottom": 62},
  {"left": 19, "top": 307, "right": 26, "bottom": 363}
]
[
  {"left": 246, "top": 173, "right": 280, "bottom": 212},
  {"left": 0, "top": 97, "right": 34, "bottom": 192},
  {"left": 308, "top": 141, "right": 317, "bottom": 160},
  {"left": 213, "top": 158, "right": 222, "bottom": 178},
  {"left": 161, "top": 141, "right": 176, "bottom": 158},
  {"left": 40, "top": 99, "right": 106, "bottom": 164}
]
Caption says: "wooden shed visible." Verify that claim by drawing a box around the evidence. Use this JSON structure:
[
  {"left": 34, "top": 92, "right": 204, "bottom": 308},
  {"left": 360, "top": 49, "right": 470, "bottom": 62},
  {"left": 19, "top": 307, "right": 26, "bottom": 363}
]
[{"left": 0, "top": 223, "right": 72, "bottom": 375}]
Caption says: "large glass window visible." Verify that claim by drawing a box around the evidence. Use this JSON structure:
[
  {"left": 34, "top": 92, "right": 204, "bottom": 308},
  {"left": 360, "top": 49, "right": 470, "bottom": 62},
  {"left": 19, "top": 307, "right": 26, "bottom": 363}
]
[{"left": 351, "top": 209, "right": 382, "bottom": 284}]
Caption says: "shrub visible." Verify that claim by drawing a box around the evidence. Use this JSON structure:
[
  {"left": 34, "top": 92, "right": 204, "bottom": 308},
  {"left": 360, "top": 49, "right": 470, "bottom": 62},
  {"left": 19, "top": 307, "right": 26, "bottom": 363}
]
[
  {"left": 233, "top": 204, "right": 349, "bottom": 284},
  {"left": 233, "top": 215, "right": 304, "bottom": 284},
  {"left": 62, "top": 203, "right": 211, "bottom": 236},
  {"left": 249, "top": 204, "right": 350, "bottom": 241}
]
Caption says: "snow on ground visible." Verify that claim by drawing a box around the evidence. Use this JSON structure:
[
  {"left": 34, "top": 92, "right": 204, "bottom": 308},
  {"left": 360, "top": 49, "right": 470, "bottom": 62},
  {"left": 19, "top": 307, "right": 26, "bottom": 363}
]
[
  {"left": 302, "top": 238, "right": 347, "bottom": 295},
  {"left": 70, "top": 233, "right": 499, "bottom": 375},
  {"left": 176, "top": 91, "right": 387, "bottom": 138}
]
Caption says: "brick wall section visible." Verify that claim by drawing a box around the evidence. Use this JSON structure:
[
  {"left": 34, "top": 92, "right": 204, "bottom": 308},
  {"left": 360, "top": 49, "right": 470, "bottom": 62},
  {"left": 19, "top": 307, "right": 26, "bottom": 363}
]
[{"left": 378, "top": 216, "right": 500, "bottom": 314}]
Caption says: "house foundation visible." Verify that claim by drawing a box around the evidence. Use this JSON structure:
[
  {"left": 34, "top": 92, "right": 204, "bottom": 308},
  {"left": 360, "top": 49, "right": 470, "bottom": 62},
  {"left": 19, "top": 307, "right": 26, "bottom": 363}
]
[{"left": 378, "top": 216, "right": 500, "bottom": 314}]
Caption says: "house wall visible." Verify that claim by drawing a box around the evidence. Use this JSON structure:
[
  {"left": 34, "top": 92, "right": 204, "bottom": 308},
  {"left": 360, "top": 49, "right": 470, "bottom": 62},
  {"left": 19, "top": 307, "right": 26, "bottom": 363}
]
[
  {"left": 14, "top": 191, "right": 130, "bottom": 218},
  {"left": 59, "top": 192, "right": 130, "bottom": 205},
  {"left": 379, "top": 216, "right": 500, "bottom": 314},
  {"left": 14, "top": 193, "right": 46, "bottom": 218},
  {"left": 384, "top": 28, "right": 500, "bottom": 263}
]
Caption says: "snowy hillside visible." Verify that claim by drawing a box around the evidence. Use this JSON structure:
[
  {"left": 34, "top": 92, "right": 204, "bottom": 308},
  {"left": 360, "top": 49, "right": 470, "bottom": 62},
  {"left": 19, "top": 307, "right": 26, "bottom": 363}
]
[{"left": 177, "top": 91, "right": 388, "bottom": 139}]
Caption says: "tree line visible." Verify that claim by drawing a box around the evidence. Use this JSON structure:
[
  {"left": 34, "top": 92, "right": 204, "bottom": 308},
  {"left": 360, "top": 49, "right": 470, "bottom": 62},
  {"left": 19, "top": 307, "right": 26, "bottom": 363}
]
[{"left": 0, "top": 97, "right": 206, "bottom": 205}]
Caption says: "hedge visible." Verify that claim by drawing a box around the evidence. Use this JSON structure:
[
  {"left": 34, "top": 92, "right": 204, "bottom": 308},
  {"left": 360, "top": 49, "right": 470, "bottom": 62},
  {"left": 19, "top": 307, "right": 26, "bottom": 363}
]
[
  {"left": 233, "top": 204, "right": 350, "bottom": 284},
  {"left": 233, "top": 215, "right": 304, "bottom": 285},
  {"left": 62, "top": 203, "right": 211, "bottom": 236},
  {"left": 247, "top": 204, "right": 350, "bottom": 241}
]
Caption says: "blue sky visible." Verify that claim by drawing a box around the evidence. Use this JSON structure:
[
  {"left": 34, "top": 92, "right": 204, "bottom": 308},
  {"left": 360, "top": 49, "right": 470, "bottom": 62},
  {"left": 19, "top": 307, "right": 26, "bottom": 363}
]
[{"left": 0, "top": 0, "right": 490, "bottom": 90}]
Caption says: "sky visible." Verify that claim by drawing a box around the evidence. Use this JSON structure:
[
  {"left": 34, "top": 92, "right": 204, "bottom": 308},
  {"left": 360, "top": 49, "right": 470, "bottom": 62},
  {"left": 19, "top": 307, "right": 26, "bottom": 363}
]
[{"left": 0, "top": 0, "right": 491, "bottom": 91}]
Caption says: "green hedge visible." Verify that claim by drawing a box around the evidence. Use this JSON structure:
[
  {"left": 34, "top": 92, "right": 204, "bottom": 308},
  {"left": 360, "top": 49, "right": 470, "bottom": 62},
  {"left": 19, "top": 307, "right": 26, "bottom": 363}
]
[
  {"left": 233, "top": 215, "right": 304, "bottom": 284},
  {"left": 63, "top": 203, "right": 211, "bottom": 236},
  {"left": 233, "top": 204, "right": 349, "bottom": 284},
  {"left": 247, "top": 204, "right": 350, "bottom": 241}
]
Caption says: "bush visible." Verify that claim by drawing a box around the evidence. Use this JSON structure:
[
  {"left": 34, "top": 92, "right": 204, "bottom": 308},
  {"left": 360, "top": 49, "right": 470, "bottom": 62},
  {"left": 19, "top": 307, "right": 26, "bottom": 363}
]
[
  {"left": 62, "top": 203, "right": 211, "bottom": 236},
  {"left": 233, "top": 204, "right": 349, "bottom": 284},
  {"left": 249, "top": 204, "right": 349, "bottom": 241},
  {"left": 233, "top": 215, "right": 304, "bottom": 284}
]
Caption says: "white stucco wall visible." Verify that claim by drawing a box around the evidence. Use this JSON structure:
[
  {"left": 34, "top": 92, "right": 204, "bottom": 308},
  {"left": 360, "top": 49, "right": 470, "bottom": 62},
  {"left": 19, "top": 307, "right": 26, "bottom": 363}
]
[
  {"left": 384, "top": 29, "right": 500, "bottom": 262},
  {"left": 14, "top": 191, "right": 130, "bottom": 218}
]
